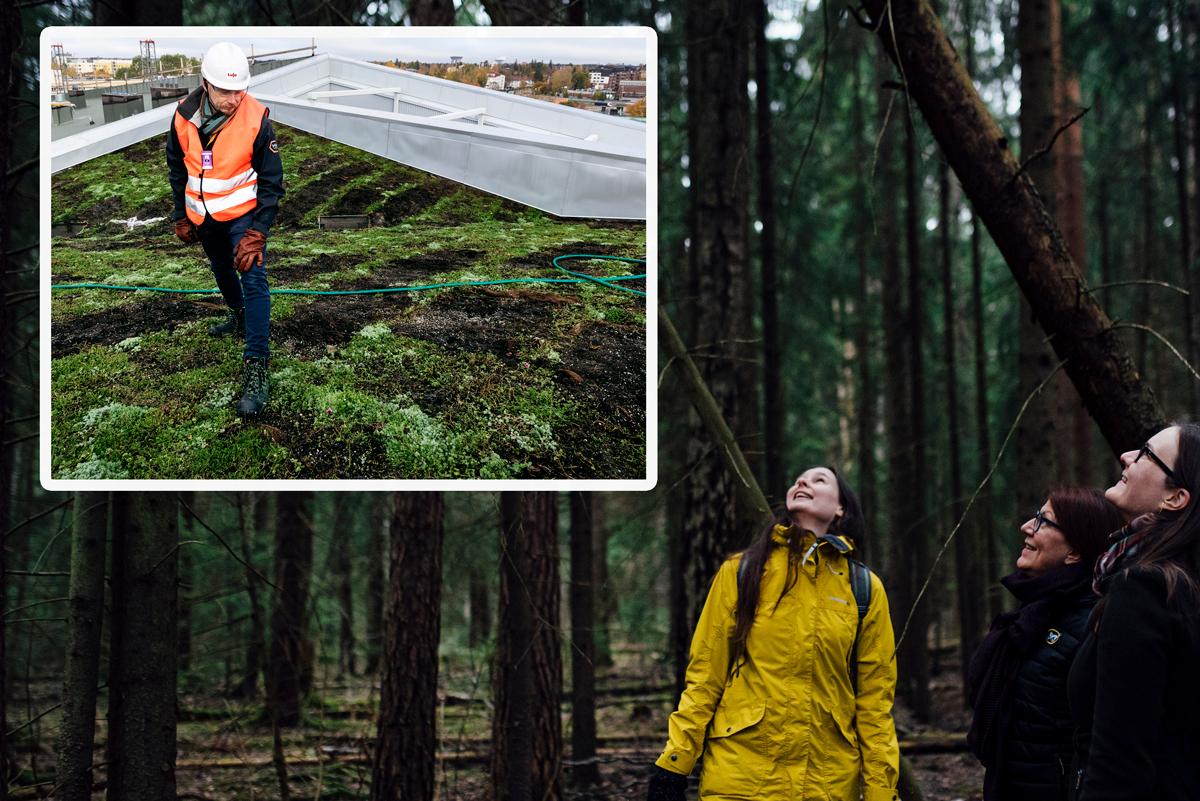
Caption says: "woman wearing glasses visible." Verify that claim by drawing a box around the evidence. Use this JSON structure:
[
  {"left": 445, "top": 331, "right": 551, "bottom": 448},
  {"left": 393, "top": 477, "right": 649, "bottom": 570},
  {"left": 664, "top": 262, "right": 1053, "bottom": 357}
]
[
  {"left": 966, "top": 488, "right": 1121, "bottom": 801},
  {"left": 1067, "top": 422, "right": 1200, "bottom": 801}
]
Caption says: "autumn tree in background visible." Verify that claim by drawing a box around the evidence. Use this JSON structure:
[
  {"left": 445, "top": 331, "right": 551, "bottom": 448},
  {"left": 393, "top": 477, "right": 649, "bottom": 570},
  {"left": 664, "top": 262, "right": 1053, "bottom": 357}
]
[{"left": 371, "top": 492, "right": 444, "bottom": 801}]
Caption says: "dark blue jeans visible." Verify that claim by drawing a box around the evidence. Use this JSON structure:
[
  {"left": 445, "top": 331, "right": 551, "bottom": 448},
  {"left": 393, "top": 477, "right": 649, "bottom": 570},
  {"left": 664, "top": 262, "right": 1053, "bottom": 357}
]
[{"left": 199, "top": 211, "right": 270, "bottom": 359}]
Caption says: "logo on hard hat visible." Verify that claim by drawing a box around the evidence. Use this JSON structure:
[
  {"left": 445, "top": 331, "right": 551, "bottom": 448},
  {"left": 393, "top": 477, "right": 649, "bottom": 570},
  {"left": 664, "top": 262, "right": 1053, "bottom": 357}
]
[{"left": 227, "top": 72, "right": 239, "bottom": 78}]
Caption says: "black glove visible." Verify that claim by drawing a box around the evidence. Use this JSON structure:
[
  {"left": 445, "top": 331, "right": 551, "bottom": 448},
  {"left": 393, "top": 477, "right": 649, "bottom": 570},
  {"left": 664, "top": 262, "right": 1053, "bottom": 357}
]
[{"left": 646, "top": 765, "right": 687, "bottom": 801}]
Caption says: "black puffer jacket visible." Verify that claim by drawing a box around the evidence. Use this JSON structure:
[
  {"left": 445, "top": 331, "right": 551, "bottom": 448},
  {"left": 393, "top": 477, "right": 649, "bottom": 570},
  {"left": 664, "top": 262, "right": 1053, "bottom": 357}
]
[
  {"left": 968, "top": 563, "right": 1095, "bottom": 801},
  {"left": 999, "top": 592, "right": 1093, "bottom": 799}
]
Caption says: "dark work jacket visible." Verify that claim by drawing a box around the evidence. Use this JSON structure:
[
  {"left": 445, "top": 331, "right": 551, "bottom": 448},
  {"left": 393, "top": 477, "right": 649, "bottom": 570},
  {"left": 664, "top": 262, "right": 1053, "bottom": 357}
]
[
  {"left": 1067, "top": 568, "right": 1200, "bottom": 801},
  {"left": 990, "top": 579, "right": 1094, "bottom": 801},
  {"left": 165, "top": 87, "right": 284, "bottom": 235}
]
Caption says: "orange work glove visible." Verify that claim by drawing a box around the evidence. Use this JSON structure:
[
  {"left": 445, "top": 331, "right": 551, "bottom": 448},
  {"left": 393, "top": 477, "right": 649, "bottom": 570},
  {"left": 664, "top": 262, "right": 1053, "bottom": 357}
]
[
  {"left": 174, "top": 218, "right": 200, "bottom": 243},
  {"left": 234, "top": 229, "right": 267, "bottom": 272}
]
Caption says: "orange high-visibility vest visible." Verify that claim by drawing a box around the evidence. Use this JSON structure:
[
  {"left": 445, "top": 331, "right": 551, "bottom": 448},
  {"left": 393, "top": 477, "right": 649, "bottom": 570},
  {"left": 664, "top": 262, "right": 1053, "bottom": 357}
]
[{"left": 174, "top": 93, "right": 268, "bottom": 225}]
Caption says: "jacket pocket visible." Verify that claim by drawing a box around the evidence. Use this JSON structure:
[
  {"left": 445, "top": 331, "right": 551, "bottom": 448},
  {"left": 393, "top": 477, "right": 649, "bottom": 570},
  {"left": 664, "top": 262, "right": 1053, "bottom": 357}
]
[
  {"left": 701, "top": 699, "right": 769, "bottom": 797},
  {"left": 708, "top": 699, "right": 767, "bottom": 739}
]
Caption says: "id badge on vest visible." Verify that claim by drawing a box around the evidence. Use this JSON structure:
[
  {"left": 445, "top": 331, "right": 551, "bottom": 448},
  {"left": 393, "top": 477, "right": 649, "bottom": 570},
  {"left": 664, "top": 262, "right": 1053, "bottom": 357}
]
[{"left": 201, "top": 150, "right": 214, "bottom": 170}]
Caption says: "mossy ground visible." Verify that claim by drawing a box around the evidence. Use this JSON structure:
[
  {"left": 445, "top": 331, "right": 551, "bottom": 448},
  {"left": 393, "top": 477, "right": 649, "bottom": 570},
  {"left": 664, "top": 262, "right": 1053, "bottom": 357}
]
[{"left": 51, "top": 125, "right": 646, "bottom": 480}]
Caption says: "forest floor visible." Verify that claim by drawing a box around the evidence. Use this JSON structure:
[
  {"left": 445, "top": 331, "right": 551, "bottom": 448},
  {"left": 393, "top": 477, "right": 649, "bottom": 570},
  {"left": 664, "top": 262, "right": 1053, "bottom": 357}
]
[
  {"left": 9, "top": 648, "right": 982, "bottom": 800},
  {"left": 49, "top": 126, "right": 647, "bottom": 480}
]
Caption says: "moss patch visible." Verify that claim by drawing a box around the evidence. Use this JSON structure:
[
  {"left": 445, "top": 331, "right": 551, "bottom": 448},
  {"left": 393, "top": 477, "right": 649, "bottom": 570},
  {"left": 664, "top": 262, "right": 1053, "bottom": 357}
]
[{"left": 50, "top": 125, "right": 647, "bottom": 479}]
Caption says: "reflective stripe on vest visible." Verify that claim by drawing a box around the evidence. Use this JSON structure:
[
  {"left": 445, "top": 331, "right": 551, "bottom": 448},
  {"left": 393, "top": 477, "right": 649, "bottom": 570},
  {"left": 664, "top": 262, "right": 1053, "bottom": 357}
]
[{"left": 174, "top": 93, "right": 266, "bottom": 225}]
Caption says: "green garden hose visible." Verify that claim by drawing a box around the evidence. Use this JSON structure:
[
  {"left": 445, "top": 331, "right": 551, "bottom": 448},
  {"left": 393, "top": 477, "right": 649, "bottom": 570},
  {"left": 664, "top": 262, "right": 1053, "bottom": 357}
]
[{"left": 51, "top": 254, "right": 647, "bottom": 298}]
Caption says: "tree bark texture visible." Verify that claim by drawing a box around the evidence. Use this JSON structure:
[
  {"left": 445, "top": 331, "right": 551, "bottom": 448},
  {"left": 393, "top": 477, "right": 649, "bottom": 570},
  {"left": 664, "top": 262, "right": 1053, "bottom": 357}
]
[
  {"left": 482, "top": 0, "right": 573, "bottom": 24},
  {"left": 1015, "top": 0, "right": 1062, "bottom": 524},
  {"left": 591, "top": 495, "right": 615, "bottom": 668},
  {"left": 679, "top": 0, "right": 759, "bottom": 646},
  {"left": 177, "top": 493, "right": 195, "bottom": 673},
  {"left": 269, "top": 492, "right": 314, "bottom": 728},
  {"left": 107, "top": 493, "right": 178, "bottom": 801},
  {"left": 902, "top": 101, "right": 932, "bottom": 721},
  {"left": 233, "top": 492, "right": 268, "bottom": 699},
  {"left": 756, "top": 0, "right": 784, "bottom": 501},
  {"left": 1055, "top": 73, "right": 1092, "bottom": 484},
  {"left": 492, "top": 492, "right": 562, "bottom": 801},
  {"left": 365, "top": 493, "right": 389, "bottom": 673},
  {"left": 852, "top": 34, "right": 878, "bottom": 560},
  {"left": 92, "top": 0, "right": 181, "bottom": 24},
  {"left": 408, "top": 0, "right": 456, "bottom": 24},
  {"left": 371, "top": 492, "right": 444, "bottom": 801},
  {"left": 331, "top": 494, "right": 356, "bottom": 679},
  {"left": 860, "top": 0, "right": 1165, "bottom": 453},
  {"left": 568, "top": 493, "right": 600, "bottom": 787},
  {"left": 56, "top": 492, "right": 107, "bottom": 801}
]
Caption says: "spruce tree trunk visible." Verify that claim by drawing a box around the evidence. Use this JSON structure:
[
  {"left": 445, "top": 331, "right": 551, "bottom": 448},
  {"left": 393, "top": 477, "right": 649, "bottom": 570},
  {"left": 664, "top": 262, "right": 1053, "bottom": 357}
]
[
  {"left": 107, "top": 493, "right": 178, "bottom": 801},
  {"left": 859, "top": 0, "right": 1164, "bottom": 451},
  {"left": 269, "top": 492, "right": 314, "bottom": 727},
  {"left": 57, "top": 492, "right": 107, "bottom": 801},
  {"left": 961, "top": 0, "right": 998, "bottom": 619},
  {"left": 233, "top": 492, "right": 268, "bottom": 699},
  {"left": 365, "top": 494, "right": 389, "bottom": 673},
  {"left": 755, "top": 0, "right": 783, "bottom": 499},
  {"left": 678, "top": 0, "right": 759, "bottom": 653},
  {"left": 1015, "top": 0, "right": 1062, "bottom": 526},
  {"left": 851, "top": 34, "right": 877, "bottom": 558},
  {"left": 877, "top": 45, "right": 910, "bottom": 662},
  {"left": 591, "top": 495, "right": 614, "bottom": 668},
  {"left": 568, "top": 493, "right": 600, "bottom": 787},
  {"left": 492, "top": 492, "right": 562, "bottom": 801},
  {"left": 902, "top": 100, "right": 932, "bottom": 721},
  {"left": 493, "top": 493, "right": 533, "bottom": 801},
  {"left": 331, "top": 494, "right": 356, "bottom": 678},
  {"left": 1056, "top": 74, "right": 1092, "bottom": 483},
  {"left": 370, "top": 492, "right": 443, "bottom": 801},
  {"left": 177, "top": 493, "right": 195, "bottom": 674}
]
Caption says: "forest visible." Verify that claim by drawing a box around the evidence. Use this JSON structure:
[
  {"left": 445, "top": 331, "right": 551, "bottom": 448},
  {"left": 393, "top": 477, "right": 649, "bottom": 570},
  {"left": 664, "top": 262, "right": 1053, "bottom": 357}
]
[{"left": 5, "top": 0, "right": 1200, "bottom": 799}]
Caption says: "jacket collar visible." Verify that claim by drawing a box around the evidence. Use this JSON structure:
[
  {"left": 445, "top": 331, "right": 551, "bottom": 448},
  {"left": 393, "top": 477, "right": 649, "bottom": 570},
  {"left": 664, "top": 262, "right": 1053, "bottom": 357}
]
[
  {"left": 177, "top": 86, "right": 205, "bottom": 127},
  {"left": 770, "top": 523, "right": 854, "bottom": 564}
]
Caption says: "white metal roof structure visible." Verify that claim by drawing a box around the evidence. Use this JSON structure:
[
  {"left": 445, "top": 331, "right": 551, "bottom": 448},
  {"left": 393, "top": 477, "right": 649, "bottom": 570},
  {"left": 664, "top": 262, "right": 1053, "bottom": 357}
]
[{"left": 50, "top": 53, "right": 647, "bottom": 219}]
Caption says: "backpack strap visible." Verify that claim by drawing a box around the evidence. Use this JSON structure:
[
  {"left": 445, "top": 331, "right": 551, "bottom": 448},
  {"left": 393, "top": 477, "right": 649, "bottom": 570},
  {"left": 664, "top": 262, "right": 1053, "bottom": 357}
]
[{"left": 847, "top": 558, "right": 873, "bottom": 693}]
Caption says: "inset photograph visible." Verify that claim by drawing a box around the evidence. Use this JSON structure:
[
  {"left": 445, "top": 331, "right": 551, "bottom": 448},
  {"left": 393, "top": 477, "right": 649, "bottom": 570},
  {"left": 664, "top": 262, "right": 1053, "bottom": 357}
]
[{"left": 43, "top": 28, "right": 653, "bottom": 485}]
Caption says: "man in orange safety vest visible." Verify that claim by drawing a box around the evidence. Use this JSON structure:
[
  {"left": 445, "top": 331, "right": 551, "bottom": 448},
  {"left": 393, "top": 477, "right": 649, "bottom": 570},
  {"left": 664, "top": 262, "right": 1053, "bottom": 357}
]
[{"left": 167, "top": 41, "right": 284, "bottom": 417}]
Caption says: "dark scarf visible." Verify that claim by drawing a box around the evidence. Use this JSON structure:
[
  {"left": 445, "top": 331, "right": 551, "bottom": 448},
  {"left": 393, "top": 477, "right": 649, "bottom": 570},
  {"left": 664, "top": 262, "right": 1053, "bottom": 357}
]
[
  {"left": 199, "top": 93, "right": 233, "bottom": 139},
  {"left": 1093, "top": 514, "right": 1157, "bottom": 595},
  {"left": 966, "top": 561, "right": 1092, "bottom": 782}
]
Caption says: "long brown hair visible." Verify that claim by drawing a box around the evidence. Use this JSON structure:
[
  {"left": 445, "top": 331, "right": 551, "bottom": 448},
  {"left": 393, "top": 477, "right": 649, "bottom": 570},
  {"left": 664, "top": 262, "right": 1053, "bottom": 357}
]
[
  {"left": 1097, "top": 422, "right": 1200, "bottom": 622},
  {"left": 728, "top": 469, "right": 863, "bottom": 675}
]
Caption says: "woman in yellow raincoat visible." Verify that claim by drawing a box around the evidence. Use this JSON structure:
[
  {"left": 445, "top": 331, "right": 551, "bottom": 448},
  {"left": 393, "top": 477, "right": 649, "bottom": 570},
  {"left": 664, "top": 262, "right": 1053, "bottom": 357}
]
[{"left": 648, "top": 466, "right": 900, "bottom": 801}]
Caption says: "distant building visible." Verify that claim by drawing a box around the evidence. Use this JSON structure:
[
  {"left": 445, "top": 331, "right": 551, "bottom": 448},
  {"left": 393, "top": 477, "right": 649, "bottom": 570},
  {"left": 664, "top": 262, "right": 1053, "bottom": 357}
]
[
  {"left": 486, "top": 73, "right": 506, "bottom": 90},
  {"left": 450, "top": 55, "right": 462, "bottom": 65},
  {"left": 618, "top": 79, "right": 646, "bottom": 99},
  {"left": 589, "top": 71, "right": 609, "bottom": 88}
]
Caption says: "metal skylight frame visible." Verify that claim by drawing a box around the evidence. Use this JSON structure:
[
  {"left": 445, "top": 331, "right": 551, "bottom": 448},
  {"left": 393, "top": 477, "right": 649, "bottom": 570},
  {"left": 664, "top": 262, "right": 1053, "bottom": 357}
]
[{"left": 49, "top": 52, "right": 647, "bottom": 219}]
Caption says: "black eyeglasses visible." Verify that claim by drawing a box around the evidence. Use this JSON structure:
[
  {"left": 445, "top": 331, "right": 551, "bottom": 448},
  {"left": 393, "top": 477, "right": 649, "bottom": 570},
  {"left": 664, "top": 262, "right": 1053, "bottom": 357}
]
[
  {"left": 1135, "top": 441, "right": 1178, "bottom": 485},
  {"left": 1029, "top": 510, "right": 1062, "bottom": 533}
]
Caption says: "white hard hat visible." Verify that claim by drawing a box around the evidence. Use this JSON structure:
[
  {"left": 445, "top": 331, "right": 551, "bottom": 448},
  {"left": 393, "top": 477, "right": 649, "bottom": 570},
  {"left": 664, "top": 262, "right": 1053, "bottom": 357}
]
[{"left": 201, "top": 42, "right": 250, "bottom": 91}]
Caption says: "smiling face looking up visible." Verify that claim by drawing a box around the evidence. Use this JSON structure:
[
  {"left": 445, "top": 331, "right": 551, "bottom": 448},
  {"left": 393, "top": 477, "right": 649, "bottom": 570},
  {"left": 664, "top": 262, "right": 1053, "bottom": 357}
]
[
  {"left": 785, "top": 467, "right": 844, "bottom": 535},
  {"left": 1106, "top": 426, "right": 1187, "bottom": 519}
]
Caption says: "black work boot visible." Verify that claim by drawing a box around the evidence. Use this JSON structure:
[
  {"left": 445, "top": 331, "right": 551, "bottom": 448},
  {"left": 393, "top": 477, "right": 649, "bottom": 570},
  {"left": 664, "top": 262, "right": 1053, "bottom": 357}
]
[
  {"left": 209, "top": 307, "right": 245, "bottom": 337},
  {"left": 237, "top": 356, "right": 269, "bottom": 417}
]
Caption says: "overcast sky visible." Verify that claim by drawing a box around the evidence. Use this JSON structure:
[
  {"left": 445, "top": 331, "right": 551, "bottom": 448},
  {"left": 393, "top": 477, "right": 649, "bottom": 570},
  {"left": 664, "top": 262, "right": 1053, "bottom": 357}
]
[{"left": 47, "top": 31, "right": 650, "bottom": 66}]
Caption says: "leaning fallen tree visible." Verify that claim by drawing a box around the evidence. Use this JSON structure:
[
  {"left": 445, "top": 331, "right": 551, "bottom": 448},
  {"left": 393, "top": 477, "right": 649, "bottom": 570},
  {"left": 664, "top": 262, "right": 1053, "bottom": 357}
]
[{"left": 857, "top": 0, "right": 1166, "bottom": 453}]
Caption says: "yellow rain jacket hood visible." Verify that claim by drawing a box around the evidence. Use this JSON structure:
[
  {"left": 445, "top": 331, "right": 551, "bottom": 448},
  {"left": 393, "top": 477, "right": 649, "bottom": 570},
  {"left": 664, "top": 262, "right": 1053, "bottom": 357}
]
[{"left": 655, "top": 525, "right": 900, "bottom": 801}]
